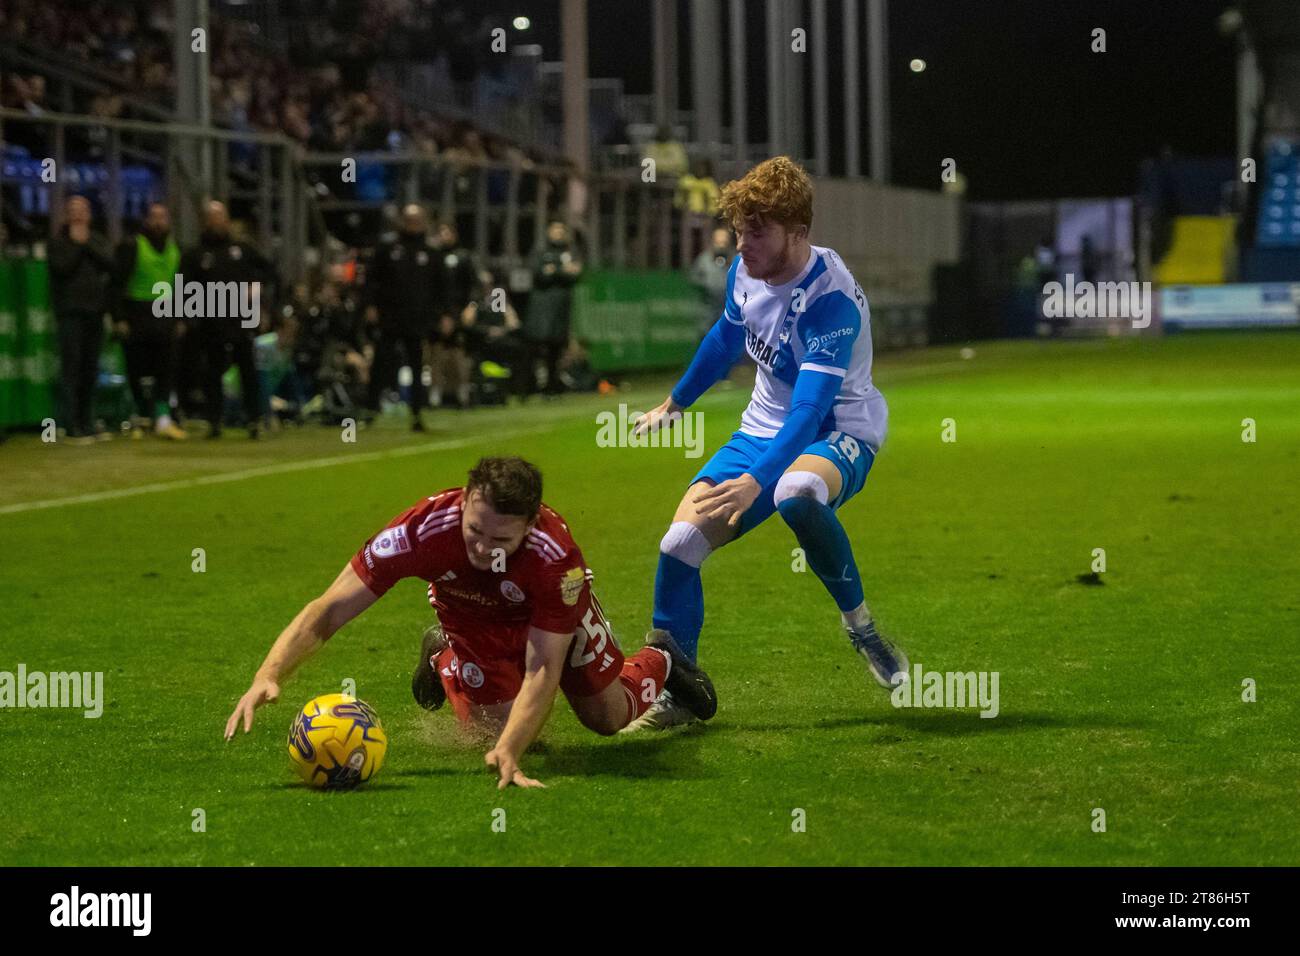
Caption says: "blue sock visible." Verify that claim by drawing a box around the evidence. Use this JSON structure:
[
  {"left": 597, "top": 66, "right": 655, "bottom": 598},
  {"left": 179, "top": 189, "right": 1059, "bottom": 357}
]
[
  {"left": 776, "top": 496, "right": 865, "bottom": 612},
  {"left": 652, "top": 552, "right": 704, "bottom": 662}
]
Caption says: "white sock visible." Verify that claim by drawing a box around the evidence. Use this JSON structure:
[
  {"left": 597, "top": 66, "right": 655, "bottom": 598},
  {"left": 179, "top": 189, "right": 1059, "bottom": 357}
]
[{"left": 842, "top": 603, "right": 871, "bottom": 630}]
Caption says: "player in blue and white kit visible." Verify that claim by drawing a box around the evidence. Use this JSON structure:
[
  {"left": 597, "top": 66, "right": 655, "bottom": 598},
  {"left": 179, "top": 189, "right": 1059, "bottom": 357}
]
[{"left": 628, "top": 156, "right": 909, "bottom": 729}]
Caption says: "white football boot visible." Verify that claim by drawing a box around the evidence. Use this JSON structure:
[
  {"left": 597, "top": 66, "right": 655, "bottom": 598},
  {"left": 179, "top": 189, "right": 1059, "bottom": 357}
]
[{"left": 619, "top": 689, "right": 698, "bottom": 732}]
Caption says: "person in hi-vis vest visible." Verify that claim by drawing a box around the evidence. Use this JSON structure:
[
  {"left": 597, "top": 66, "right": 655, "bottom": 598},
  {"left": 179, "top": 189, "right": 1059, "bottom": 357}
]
[{"left": 110, "top": 202, "right": 187, "bottom": 439}]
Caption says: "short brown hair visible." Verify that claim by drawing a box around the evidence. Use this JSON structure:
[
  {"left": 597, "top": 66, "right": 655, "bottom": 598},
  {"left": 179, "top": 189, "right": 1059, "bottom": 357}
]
[
  {"left": 717, "top": 156, "right": 814, "bottom": 232},
  {"left": 466, "top": 456, "right": 542, "bottom": 517}
]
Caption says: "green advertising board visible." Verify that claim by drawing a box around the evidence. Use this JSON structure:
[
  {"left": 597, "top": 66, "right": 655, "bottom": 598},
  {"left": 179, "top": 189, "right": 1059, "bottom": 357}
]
[
  {"left": 0, "top": 261, "right": 18, "bottom": 429},
  {"left": 0, "top": 258, "right": 57, "bottom": 430},
  {"left": 18, "top": 259, "right": 57, "bottom": 423},
  {"left": 571, "top": 270, "right": 707, "bottom": 372}
]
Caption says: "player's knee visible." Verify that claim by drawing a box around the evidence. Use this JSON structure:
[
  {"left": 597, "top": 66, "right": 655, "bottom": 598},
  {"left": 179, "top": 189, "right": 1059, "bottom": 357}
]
[
  {"left": 659, "top": 520, "right": 713, "bottom": 568},
  {"left": 583, "top": 711, "right": 623, "bottom": 736},
  {"left": 574, "top": 699, "right": 623, "bottom": 736},
  {"left": 773, "top": 470, "right": 830, "bottom": 512}
]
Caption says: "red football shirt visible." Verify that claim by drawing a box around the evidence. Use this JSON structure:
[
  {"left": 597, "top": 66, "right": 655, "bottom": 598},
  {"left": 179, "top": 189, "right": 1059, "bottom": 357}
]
[{"left": 349, "top": 488, "right": 592, "bottom": 659}]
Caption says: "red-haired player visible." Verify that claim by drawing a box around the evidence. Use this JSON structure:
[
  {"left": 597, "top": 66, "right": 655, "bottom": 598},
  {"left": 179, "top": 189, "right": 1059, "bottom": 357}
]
[{"left": 224, "top": 456, "right": 716, "bottom": 788}]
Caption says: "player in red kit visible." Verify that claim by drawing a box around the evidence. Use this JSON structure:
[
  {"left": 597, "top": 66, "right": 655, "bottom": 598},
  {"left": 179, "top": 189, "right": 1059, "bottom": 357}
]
[{"left": 224, "top": 456, "right": 717, "bottom": 788}]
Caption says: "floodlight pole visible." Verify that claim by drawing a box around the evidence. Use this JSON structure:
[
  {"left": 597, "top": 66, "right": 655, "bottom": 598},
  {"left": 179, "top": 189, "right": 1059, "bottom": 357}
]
[
  {"left": 173, "top": 0, "right": 211, "bottom": 242},
  {"left": 561, "top": 0, "right": 590, "bottom": 221},
  {"left": 867, "top": 0, "right": 890, "bottom": 183}
]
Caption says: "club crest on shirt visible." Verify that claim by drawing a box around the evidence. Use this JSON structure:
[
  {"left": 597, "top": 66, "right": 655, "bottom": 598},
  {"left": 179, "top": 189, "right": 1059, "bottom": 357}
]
[
  {"left": 461, "top": 661, "right": 484, "bottom": 688},
  {"left": 560, "top": 566, "right": 586, "bottom": 606},
  {"left": 500, "top": 580, "right": 525, "bottom": 603},
  {"left": 371, "top": 525, "right": 411, "bottom": 559}
]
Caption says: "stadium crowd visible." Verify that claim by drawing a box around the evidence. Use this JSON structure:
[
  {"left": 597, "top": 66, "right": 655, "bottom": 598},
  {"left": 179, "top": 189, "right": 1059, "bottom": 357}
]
[
  {"left": 47, "top": 193, "right": 602, "bottom": 444},
  {"left": 1, "top": 0, "right": 551, "bottom": 167}
]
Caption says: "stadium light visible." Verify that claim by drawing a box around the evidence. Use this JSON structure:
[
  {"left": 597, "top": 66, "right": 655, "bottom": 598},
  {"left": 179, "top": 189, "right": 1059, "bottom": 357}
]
[
  {"left": 513, "top": 16, "right": 531, "bottom": 30},
  {"left": 909, "top": 58, "right": 927, "bottom": 73}
]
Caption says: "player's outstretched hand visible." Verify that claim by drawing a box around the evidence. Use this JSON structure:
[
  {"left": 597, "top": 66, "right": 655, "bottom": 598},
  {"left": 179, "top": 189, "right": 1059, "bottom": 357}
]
[
  {"left": 224, "top": 676, "right": 281, "bottom": 741},
  {"left": 485, "top": 747, "right": 545, "bottom": 790},
  {"left": 694, "top": 473, "right": 762, "bottom": 528},
  {"left": 633, "top": 397, "right": 684, "bottom": 438}
]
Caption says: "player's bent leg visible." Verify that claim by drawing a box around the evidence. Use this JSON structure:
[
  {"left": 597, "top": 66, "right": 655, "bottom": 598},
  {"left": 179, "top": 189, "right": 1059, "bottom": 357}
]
[
  {"left": 561, "top": 590, "right": 678, "bottom": 734},
  {"left": 424, "top": 637, "right": 522, "bottom": 739},
  {"left": 569, "top": 635, "right": 716, "bottom": 734},
  {"left": 652, "top": 481, "right": 733, "bottom": 665},
  {"left": 569, "top": 681, "right": 632, "bottom": 736},
  {"left": 412, "top": 623, "right": 449, "bottom": 711},
  {"left": 774, "top": 448, "right": 909, "bottom": 690},
  {"left": 672, "top": 480, "right": 741, "bottom": 549}
]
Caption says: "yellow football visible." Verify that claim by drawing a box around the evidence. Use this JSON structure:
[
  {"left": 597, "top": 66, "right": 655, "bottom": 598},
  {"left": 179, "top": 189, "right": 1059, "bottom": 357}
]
[{"left": 288, "top": 693, "right": 388, "bottom": 789}]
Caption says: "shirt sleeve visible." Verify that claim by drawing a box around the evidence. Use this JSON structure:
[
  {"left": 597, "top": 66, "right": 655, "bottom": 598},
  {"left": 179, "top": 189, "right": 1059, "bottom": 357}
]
[
  {"left": 745, "top": 367, "right": 842, "bottom": 488},
  {"left": 795, "top": 288, "right": 861, "bottom": 377},
  {"left": 348, "top": 504, "right": 426, "bottom": 598},
  {"left": 528, "top": 558, "right": 589, "bottom": 635}
]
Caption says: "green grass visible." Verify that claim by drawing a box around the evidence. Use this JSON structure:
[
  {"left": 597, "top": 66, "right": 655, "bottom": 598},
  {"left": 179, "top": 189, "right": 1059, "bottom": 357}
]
[{"left": 1, "top": 331, "right": 1297, "bottom": 865}]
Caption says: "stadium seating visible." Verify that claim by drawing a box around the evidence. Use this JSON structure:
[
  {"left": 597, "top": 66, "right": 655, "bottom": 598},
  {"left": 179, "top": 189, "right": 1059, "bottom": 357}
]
[{"left": 1254, "top": 137, "right": 1300, "bottom": 248}]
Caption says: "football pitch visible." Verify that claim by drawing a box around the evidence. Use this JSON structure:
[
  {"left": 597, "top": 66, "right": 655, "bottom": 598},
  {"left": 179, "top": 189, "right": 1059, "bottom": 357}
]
[{"left": 1, "top": 331, "right": 1297, "bottom": 866}]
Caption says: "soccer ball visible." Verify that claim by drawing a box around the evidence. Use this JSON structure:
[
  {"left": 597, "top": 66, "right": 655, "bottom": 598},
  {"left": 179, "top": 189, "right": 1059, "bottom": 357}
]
[{"left": 288, "top": 693, "right": 388, "bottom": 789}]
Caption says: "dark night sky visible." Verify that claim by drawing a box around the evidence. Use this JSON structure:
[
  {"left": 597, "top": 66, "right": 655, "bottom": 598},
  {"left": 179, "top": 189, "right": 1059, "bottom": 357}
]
[{"left": 468, "top": 0, "right": 1238, "bottom": 199}]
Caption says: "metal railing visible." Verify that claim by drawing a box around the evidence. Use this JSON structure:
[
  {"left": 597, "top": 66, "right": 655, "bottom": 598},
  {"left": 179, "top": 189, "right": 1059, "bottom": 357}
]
[
  {"left": 295, "top": 151, "right": 717, "bottom": 274},
  {"left": 0, "top": 108, "right": 308, "bottom": 280},
  {"left": 0, "top": 107, "right": 724, "bottom": 284}
]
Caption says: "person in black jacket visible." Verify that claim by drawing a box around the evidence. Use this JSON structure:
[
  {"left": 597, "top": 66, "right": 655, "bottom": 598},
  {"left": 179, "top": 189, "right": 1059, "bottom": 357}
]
[
  {"left": 364, "top": 204, "right": 444, "bottom": 431},
  {"left": 48, "top": 196, "right": 114, "bottom": 443},
  {"left": 525, "top": 219, "right": 584, "bottom": 396},
  {"left": 179, "top": 200, "right": 277, "bottom": 439}
]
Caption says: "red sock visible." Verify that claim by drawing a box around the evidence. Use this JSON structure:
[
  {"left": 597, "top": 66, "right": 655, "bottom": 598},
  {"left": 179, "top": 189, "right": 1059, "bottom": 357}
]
[{"left": 616, "top": 648, "right": 670, "bottom": 723}]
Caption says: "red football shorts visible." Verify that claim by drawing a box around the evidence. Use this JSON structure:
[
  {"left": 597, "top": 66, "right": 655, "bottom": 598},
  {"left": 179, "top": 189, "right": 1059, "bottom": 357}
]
[{"left": 434, "top": 589, "right": 623, "bottom": 722}]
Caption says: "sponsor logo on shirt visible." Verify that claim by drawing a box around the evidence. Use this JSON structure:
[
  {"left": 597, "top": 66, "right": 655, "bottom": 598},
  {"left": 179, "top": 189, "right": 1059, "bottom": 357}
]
[
  {"left": 560, "top": 566, "right": 586, "bottom": 606},
  {"left": 500, "top": 580, "right": 525, "bottom": 603},
  {"left": 745, "top": 328, "right": 779, "bottom": 369},
  {"left": 440, "top": 585, "right": 496, "bottom": 606},
  {"left": 806, "top": 326, "right": 855, "bottom": 353}
]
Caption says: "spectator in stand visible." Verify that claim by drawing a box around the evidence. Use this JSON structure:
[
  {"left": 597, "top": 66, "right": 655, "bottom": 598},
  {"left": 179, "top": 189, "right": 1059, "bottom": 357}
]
[
  {"left": 110, "top": 202, "right": 186, "bottom": 440},
  {"left": 646, "top": 124, "right": 689, "bottom": 180},
  {"left": 525, "top": 219, "right": 584, "bottom": 397},
  {"left": 676, "top": 158, "right": 721, "bottom": 216},
  {"left": 48, "top": 196, "right": 114, "bottom": 444},
  {"left": 690, "top": 226, "right": 734, "bottom": 342},
  {"left": 364, "top": 203, "right": 443, "bottom": 430},
  {"left": 676, "top": 158, "right": 721, "bottom": 260}
]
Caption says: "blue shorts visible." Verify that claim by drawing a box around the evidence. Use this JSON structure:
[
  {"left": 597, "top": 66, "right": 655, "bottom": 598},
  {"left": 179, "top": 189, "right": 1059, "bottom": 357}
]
[{"left": 688, "top": 430, "right": 877, "bottom": 538}]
